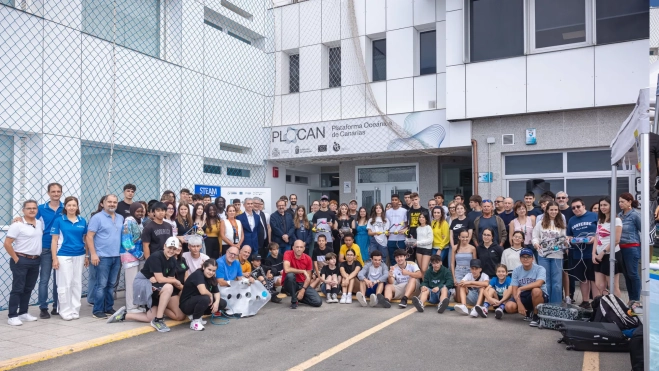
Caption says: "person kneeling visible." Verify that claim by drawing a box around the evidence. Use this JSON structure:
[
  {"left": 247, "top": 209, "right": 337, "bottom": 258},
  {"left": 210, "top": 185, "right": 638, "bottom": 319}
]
[
  {"left": 480, "top": 264, "right": 512, "bottom": 319},
  {"left": 412, "top": 254, "right": 453, "bottom": 313},
  {"left": 454, "top": 259, "right": 489, "bottom": 318},
  {"left": 356, "top": 250, "right": 388, "bottom": 307},
  {"left": 179, "top": 259, "right": 227, "bottom": 331},
  {"left": 107, "top": 237, "right": 186, "bottom": 332},
  {"left": 508, "top": 248, "right": 549, "bottom": 327},
  {"left": 379, "top": 249, "right": 422, "bottom": 309}
]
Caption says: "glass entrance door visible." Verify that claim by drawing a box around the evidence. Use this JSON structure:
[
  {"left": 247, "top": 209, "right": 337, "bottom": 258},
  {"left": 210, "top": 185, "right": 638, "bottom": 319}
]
[
  {"left": 357, "top": 183, "right": 417, "bottom": 211},
  {"left": 386, "top": 183, "right": 417, "bottom": 203}
]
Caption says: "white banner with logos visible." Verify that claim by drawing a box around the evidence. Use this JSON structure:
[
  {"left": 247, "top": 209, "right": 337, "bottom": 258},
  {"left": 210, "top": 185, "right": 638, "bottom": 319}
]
[
  {"left": 269, "top": 110, "right": 471, "bottom": 160},
  {"left": 221, "top": 187, "right": 272, "bottom": 213}
]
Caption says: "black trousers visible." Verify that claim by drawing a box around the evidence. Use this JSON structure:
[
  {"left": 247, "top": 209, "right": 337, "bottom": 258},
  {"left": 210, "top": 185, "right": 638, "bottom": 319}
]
[
  {"left": 9, "top": 256, "right": 41, "bottom": 318},
  {"left": 283, "top": 273, "right": 322, "bottom": 307},
  {"left": 179, "top": 295, "right": 227, "bottom": 319}
]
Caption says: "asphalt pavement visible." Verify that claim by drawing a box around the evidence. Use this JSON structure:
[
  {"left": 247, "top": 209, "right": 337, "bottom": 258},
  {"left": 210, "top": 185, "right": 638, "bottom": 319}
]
[{"left": 14, "top": 297, "right": 631, "bottom": 371}]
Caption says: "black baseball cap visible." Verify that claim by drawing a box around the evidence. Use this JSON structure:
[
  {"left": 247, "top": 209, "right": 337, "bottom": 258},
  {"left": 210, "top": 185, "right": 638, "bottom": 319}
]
[
  {"left": 253, "top": 255, "right": 262, "bottom": 261},
  {"left": 470, "top": 259, "right": 482, "bottom": 268}
]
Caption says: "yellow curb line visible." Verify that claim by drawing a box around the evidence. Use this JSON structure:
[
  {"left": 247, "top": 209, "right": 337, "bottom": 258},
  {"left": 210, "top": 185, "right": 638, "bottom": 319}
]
[
  {"left": 582, "top": 351, "right": 599, "bottom": 371},
  {"left": 0, "top": 319, "right": 186, "bottom": 371},
  {"left": 288, "top": 308, "right": 416, "bottom": 371}
]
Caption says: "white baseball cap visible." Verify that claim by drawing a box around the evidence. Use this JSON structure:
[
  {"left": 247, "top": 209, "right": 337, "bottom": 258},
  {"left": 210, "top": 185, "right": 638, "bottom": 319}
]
[{"left": 165, "top": 237, "right": 180, "bottom": 249}]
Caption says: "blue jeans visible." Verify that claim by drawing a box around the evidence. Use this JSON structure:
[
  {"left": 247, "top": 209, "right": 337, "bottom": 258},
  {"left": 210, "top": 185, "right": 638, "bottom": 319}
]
[
  {"left": 440, "top": 247, "right": 452, "bottom": 270},
  {"left": 369, "top": 239, "right": 388, "bottom": 263},
  {"left": 387, "top": 240, "right": 405, "bottom": 266},
  {"left": 92, "top": 256, "right": 121, "bottom": 315},
  {"left": 38, "top": 248, "right": 57, "bottom": 309},
  {"left": 279, "top": 244, "right": 291, "bottom": 256},
  {"left": 87, "top": 263, "right": 96, "bottom": 304},
  {"left": 621, "top": 247, "right": 641, "bottom": 301},
  {"left": 538, "top": 256, "right": 563, "bottom": 303}
]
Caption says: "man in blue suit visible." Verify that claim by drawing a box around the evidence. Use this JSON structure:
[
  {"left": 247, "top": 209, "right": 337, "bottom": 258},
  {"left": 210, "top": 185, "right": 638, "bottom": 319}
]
[
  {"left": 237, "top": 198, "right": 261, "bottom": 258},
  {"left": 270, "top": 199, "right": 295, "bottom": 255}
]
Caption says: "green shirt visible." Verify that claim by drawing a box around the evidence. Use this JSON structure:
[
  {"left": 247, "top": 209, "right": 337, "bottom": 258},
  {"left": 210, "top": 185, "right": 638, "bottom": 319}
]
[{"left": 421, "top": 265, "right": 454, "bottom": 290}]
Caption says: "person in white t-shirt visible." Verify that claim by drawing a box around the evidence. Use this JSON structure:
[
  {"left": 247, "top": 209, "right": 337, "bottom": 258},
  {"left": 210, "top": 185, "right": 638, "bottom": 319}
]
[
  {"left": 378, "top": 249, "right": 422, "bottom": 309},
  {"left": 5, "top": 200, "right": 44, "bottom": 326},
  {"left": 453, "top": 258, "right": 490, "bottom": 318},
  {"left": 593, "top": 196, "right": 623, "bottom": 297},
  {"left": 367, "top": 203, "right": 391, "bottom": 261},
  {"left": 182, "top": 235, "right": 209, "bottom": 274},
  {"left": 385, "top": 195, "right": 408, "bottom": 266}
]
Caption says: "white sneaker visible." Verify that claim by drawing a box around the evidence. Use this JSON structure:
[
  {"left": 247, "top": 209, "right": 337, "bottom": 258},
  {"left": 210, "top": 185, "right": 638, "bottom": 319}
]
[
  {"left": 326, "top": 296, "right": 333, "bottom": 304},
  {"left": 332, "top": 293, "right": 338, "bottom": 303},
  {"left": 346, "top": 295, "right": 353, "bottom": 304},
  {"left": 71, "top": 313, "right": 80, "bottom": 320},
  {"left": 369, "top": 294, "right": 378, "bottom": 307},
  {"left": 356, "top": 292, "right": 368, "bottom": 307},
  {"left": 18, "top": 313, "right": 38, "bottom": 322},
  {"left": 339, "top": 294, "right": 347, "bottom": 304},
  {"left": 470, "top": 308, "right": 478, "bottom": 318},
  {"left": 7, "top": 317, "right": 22, "bottom": 326},
  {"left": 188, "top": 315, "right": 208, "bottom": 325},
  {"left": 190, "top": 319, "right": 205, "bottom": 331},
  {"left": 454, "top": 304, "right": 469, "bottom": 315}
]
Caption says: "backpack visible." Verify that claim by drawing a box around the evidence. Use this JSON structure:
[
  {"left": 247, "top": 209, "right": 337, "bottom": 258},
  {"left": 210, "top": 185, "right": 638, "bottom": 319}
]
[{"left": 591, "top": 294, "right": 640, "bottom": 331}]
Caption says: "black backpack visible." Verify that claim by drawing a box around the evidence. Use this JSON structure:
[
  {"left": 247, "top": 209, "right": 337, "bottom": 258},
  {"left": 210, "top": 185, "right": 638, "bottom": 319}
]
[{"left": 591, "top": 294, "right": 640, "bottom": 331}]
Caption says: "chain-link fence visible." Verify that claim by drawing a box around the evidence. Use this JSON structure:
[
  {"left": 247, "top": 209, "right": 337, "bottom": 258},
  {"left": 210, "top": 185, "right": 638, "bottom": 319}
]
[{"left": 0, "top": 0, "right": 275, "bottom": 310}]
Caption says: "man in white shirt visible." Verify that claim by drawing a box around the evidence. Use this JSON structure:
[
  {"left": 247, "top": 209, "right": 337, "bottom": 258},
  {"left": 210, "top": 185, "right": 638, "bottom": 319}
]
[
  {"left": 182, "top": 236, "right": 209, "bottom": 274},
  {"left": 5, "top": 200, "right": 44, "bottom": 326},
  {"left": 378, "top": 249, "right": 422, "bottom": 309},
  {"left": 385, "top": 194, "right": 408, "bottom": 266},
  {"left": 454, "top": 259, "right": 490, "bottom": 318}
]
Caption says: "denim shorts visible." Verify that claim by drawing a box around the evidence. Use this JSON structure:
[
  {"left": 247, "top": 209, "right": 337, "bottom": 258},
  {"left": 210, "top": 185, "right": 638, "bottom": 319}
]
[{"left": 466, "top": 288, "right": 479, "bottom": 306}]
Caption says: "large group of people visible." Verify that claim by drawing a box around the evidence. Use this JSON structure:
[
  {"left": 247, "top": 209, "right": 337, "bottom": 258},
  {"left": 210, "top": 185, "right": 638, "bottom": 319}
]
[{"left": 4, "top": 183, "right": 643, "bottom": 332}]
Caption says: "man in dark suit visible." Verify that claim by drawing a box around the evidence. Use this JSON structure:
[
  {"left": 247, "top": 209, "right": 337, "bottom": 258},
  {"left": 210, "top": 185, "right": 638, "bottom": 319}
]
[
  {"left": 253, "top": 197, "right": 270, "bottom": 256},
  {"left": 270, "top": 199, "right": 295, "bottom": 255},
  {"left": 236, "top": 198, "right": 261, "bottom": 258}
]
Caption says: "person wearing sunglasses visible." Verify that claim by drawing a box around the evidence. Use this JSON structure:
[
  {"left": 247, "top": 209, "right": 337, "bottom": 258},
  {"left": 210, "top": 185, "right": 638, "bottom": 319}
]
[
  {"left": 566, "top": 198, "right": 599, "bottom": 309},
  {"left": 493, "top": 197, "right": 505, "bottom": 215},
  {"left": 555, "top": 192, "right": 574, "bottom": 223}
]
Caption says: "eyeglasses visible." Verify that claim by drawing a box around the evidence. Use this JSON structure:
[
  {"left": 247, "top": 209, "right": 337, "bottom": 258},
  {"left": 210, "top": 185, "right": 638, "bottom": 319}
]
[
  {"left": 494, "top": 200, "right": 503, "bottom": 203},
  {"left": 513, "top": 235, "right": 523, "bottom": 239},
  {"left": 556, "top": 197, "right": 567, "bottom": 199},
  {"left": 572, "top": 205, "right": 583, "bottom": 210},
  {"left": 227, "top": 252, "right": 238, "bottom": 257}
]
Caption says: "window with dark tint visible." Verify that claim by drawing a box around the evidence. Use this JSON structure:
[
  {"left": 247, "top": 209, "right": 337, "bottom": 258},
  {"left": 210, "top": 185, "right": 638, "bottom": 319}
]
[
  {"left": 419, "top": 31, "right": 436, "bottom": 75},
  {"left": 534, "top": 0, "right": 586, "bottom": 49},
  {"left": 228, "top": 31, "right": 251, "bottom": 45},
  {"left": 372, "top": 39, "right": 386, "bottom": 82},
  {"left": 567, "top": 177, "right": 629, "bottom": 209},
  {"left": 596, "top": 0, "right": 649, "bottom": 45},
  {"left": 1, "top": 0, "right": 15, "bottom": 6},
  {"left": 508, "top": 179, "right": 564, "bottom": 203},
  {"left": 567, "top": 150, "right": 620, "bottom": 173},
  {"left": 289, "top": 54, "right": 299, "bottom": 93},
  {"left": 329, "top": 47, "right": 341, "bottom": 88},
  {"left": 227, "top": 168, "right": 251, "bottom": 177},
  {"left": 203, "top": 165, "right": 222, "bottom": 175},
  {"left": 470, "top": 0, "right": 524, "bottom": 62},
  {"left": 504, "top": 153, "right": 563, "bottom": 175}
]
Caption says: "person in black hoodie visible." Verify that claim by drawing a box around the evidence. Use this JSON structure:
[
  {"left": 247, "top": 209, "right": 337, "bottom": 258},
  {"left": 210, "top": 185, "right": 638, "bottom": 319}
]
[
  {"left": 406, "top": 193, "right": 428, "bottom": 262},
  {"left": 264, "top": 242, "right": 284, "bottom": 292},
  {"left": 476, "top": 227, "right": 504, "bottom": 278}
]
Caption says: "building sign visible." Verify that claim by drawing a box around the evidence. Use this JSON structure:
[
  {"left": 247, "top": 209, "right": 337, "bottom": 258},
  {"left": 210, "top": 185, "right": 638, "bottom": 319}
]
[
  {"left": 269, "top": 110, "right": 471, "bottom": 159},
  {"left": 194, "top": 184, "right": 221, "bottom": 197},
  {"left": 221, "top": 187, "right": 272, "bottom": 213}
]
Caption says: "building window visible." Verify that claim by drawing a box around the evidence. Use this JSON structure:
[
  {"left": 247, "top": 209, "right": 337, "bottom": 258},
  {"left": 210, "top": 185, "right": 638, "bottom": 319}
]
[
  {"left": 358, "top": 166, "right": 416, "bottom": 183},
  {"left": 372, "top": 39, "right": 386, "bottom": 82},
  {"left": 504, "top": 149, "right": 632, "bottom": 208},
  {"left": 204, "top": 19, "right": 223, "bottom": 32},
  {"left": 227, "top": 167, "right": 251, "bottom": 177},
  {"left": 419, "top": 31, "right": 436, "bottom": 75},
  {"left": 595, "top": 0, "right": 649, "bottom": 45},
  {"left": 203, "top": 164, "right": 222, "bottom": 175},
  {"left": 1, "top": 0, "right": 15, "bottom": 6},
  {"left": 328, "top": 47, "right": 341, "bottom": 88},
  {"left": 289, "top": 54, "right": 299, "bottom": 93},
  {"left": 321, "top": 173, "right": 339, "bottom": 187},
  {"left": 82, "top": 0, "right": 161, "bottom": 58},
  {"left": 531, "top": 0, "right": 589, "bottom": 52},
  {"left": 80, "top": 146, "right": 160, "bottom": 218},
  {"left": 0, "top": 135, "right": 13, "bottom": 225},
  {"left": 228, "top": 31, "right": 252, "bottom": 45},
  {"left": 469, "top": 0, "right": 524, "bottom": 62}
]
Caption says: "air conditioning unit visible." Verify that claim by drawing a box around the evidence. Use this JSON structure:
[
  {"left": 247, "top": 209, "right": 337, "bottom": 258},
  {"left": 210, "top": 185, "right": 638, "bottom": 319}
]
[{"left": 502, "top": 134, "right": 514, "bottom": 145}]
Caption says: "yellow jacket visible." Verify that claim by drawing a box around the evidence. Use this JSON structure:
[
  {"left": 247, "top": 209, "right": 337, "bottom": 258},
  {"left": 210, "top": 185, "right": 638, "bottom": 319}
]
[{"left": 431, "top": 220, "right": 450, "bottom": 249}]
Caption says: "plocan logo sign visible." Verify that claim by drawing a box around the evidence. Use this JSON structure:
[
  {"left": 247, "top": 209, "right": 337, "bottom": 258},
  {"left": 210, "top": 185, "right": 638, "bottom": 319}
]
[{"left": 271, "top": 148, "right": 280, "bottom": 157}]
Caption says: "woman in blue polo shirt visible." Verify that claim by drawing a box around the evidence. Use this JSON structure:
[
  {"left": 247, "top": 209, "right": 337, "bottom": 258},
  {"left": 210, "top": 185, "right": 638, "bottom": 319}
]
[{"left": 51, "top": 196, "right": 88, "bottom": 321}]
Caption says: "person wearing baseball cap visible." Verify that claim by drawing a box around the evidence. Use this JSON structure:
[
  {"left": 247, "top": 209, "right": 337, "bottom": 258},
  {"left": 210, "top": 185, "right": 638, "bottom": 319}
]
[
  {"left": 348, "top": 199, "right": 358, "bottom": 218},
  {"left": 508, "top": 247, "right": 548, "bottom": 327},
  {"left": 250, "top": 255, "right": 281, "bottom": 303},
  {"left": 453, "top": 258, "right": 489, "bottom": 317},
  {"left": 107, "top": 236, "right": 186, "bottom": 332}
]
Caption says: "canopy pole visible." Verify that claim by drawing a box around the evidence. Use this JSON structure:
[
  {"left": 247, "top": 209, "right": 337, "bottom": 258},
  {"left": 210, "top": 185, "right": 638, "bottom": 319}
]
[
  {"left": 609, "top": 164, "right": 617, "bottom": 293},
  {"left": 640, "top": 132, "right": 650, "bottom": 371}
]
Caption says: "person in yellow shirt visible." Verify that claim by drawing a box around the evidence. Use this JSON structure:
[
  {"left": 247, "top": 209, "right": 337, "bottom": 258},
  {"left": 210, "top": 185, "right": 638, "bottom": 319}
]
[
  {"left": 431, "top": 207, "right": 451, "bottom": 269},
  {"left": 338, "top": 233, "right": 365, "bottom": 266}
]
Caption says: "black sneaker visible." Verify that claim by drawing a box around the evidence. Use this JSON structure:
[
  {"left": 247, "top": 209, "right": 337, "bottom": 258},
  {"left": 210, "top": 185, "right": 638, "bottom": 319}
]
[
  {"left": 92, "top": 312, "right": 108, "bottom": 319},
  {"left": 399, "top": 297, "right": 408, "bottom": 308},
  {"left": 270, "top": 294, "right": 282, "bottom": 303},
  {"left": 495, "top": 307, "right": 503, "bottom": 320},
  {"left": 290, "top": 301, "right": 298, "bottom": 309},
  {"left": 437, "top": 298, "right": 449, "bottom": 313},
  {"left": 529, "top": 313, "right": 540, "bottom": 327},
  {"left": 40, "top": 309, "right": 50, "bottom": 319},
  {"left": 579, "top": 301, "right": 592, "bottom": 310},
  {"left": 377, "top": 294, "right": 391, "bottom": 308},
  {"left": 104, "top": 308, "right": 116, "bottom": 316},
  {"left": 50, "top": 307, "right": 58, "bottom": 316},
  {"left": 411, "top": 297, "right": 424, "bottom": 312}
]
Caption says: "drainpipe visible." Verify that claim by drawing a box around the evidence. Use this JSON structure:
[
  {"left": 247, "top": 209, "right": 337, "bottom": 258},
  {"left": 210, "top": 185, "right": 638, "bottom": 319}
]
[{"left": 471, "top": 139, "right": 478, "bottom": 195}]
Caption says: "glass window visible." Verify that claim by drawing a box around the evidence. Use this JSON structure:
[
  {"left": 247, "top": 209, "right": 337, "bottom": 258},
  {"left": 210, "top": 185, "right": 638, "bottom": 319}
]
[
  {"left": 289, "top": 54, "right": 299, "bottom": 93},
  {"left": 534, "top": 0, "right": 586, "bottom": 49},
  {"left": 469, "top": 0, "right": 524, "bottom": 62},
  {"left": 508, "top": 179, "right": 564, "bottom": 203},
  {"left": 81, "top": 146, "right": 160, "bottom": 218},
  {"left": 595, "top": 0, "right": 649, "bottom": 45},
  {"left": 228, "top": 31, "right": 251, "bottom": 45},
  {"left": 82, "top": 0, "right": 160, "bottom": 58},
  {"left": 203, "top": 164, "right": 222, "bottom": 175},
  {"left": 372, "top": 39, "right": 386, "bottom": 82},
  {"left": 419, "top": 31, "right": 436, "bottom": 75},
  {"left": 505, "top": 153, "right": 563, "bottom": 175},
  {"left": 227, "top": 167, "right": 250, "bottom": 177},
  {"left": 358, "top": 166, "right": 416, "bottom": 183},
  {"left": 321, "top": 173, "right": 339, "bottom": 187},
  {"left": 1, "top": 0, "right": 15, "bottom": 6},
  {"left": 0, "top": 135, "right": 14, "bottom": 225},
  {"left": 567, "top": 177, "right": 629, "bottom": 210},
  {"left": 329, "top": 47, "right": 341, "bottom": 88},
  {"left": 567, "top": 150, "right": 618, "bottom": 172}
]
